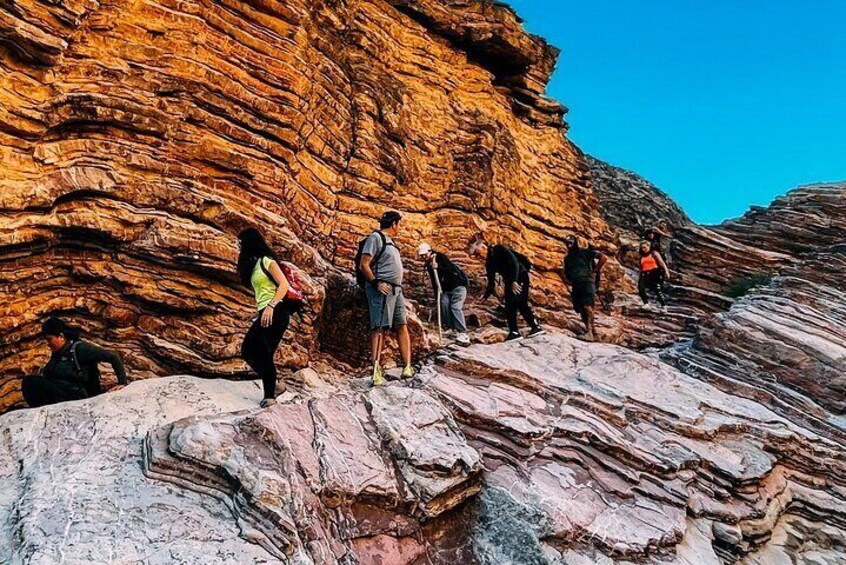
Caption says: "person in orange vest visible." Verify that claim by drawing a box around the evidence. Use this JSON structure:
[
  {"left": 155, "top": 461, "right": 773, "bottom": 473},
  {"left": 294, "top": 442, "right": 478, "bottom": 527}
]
[{"left": 638, "top": 240, "right": 671, "bottom": 310}]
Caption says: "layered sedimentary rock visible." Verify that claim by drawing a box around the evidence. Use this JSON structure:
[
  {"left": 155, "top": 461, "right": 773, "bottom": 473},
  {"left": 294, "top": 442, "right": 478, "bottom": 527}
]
[
  {"left": 5, "top": 332, "right": 846, "bottom": 564},
  {"left": 0, "top": 0, "right": 621, "bottom": 410},
  {"left": 432, "top": 334, "right": 846, "bottom": 563},
  {"left": 591, "top": 173, "right": 846, "bottom": 350},
  {"left": 670, "top": 244, "right": 846, "bottom": 425},
  {"left": 145, "top": 384, "right": 481, "bottom": 562},
  {"left": 587, "top": 154, "right": 691, "bottom": 245},
  {"left": 669, "top": 183, "right": 845, "bottom": 310}
]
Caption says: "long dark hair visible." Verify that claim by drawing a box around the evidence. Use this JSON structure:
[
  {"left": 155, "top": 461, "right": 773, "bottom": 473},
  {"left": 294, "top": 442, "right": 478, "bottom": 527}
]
[{"left": 237, "top": 228, "right": 277, "bottom": 288}]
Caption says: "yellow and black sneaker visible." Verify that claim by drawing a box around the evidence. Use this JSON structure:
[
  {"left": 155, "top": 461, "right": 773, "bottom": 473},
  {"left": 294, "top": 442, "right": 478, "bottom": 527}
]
[{"left": 372, "top": 365, "right": 386, "bottom": 387}]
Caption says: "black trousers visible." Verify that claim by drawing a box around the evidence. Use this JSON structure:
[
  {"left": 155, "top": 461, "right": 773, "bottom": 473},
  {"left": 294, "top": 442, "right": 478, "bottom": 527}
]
[
  {"left": 22, "top": 376, "right": 87, "bottom": 408},
  {"left": 639, "top": 269, "right": 666, "bottom": 306},
  {"left": 504, "top": 272, "right": 538, "bottom": 333},
  {"left": 241, "top": 309, "right": 290, "bottom": 400}
]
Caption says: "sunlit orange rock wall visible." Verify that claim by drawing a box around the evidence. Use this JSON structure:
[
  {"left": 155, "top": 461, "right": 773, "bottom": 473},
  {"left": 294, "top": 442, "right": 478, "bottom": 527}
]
[{"left": 0, "top": 0, "right": 617, "bottom": 409}]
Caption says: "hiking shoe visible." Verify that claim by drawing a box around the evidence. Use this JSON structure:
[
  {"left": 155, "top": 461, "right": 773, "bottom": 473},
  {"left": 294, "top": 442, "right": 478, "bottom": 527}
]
[
  {"left": 372, "top": 365, "right": 386, "bottom": 387},
  {"left": 505, "top": 332, "right": 524, "bottom": 342},
  {"left": 455, "top": 333, "right": 471, "bottom": 346},
  {"left": 576, "top": 332, "right": 596, "bottom": 343},
  {"left": 527, "top": 326, "right": 546, "bottom": 338},
  {"left": 259, "top": 398, "right": 277, "bottom": 408},
  {"left": 401, "top": 365, "right": 415, "bottom": 379}
]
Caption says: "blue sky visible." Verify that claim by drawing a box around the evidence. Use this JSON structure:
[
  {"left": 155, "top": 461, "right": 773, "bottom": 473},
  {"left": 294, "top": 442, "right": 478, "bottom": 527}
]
[{"left": 506, "top": 0, "right": 846, "bottom": 224}]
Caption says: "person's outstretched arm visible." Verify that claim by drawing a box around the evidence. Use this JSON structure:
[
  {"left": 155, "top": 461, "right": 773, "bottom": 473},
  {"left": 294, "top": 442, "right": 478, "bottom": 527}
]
[
  {"left": 596, "top": 252, "right": 608, "bottom": 272},
  {"left": 77, "top": 343, "right": 127, "bottom": 385},
  {"left": 504, "top": 249, "right": 522, "bottom": 293}
]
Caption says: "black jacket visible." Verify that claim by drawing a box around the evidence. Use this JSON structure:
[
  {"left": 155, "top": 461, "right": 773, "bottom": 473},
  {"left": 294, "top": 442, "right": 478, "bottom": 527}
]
[
  {"left": 425, "top": 252, "right": 468, "bottom": 294},
  {"left": 483, "top": 245, "right": 526, "bottom": 299},
  {"left": 42, "top": 340, "right": 127, "bottom": 396}
]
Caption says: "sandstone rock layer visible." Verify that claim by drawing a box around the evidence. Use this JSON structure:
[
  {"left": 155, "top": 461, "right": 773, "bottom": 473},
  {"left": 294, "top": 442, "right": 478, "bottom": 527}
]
[{"left": 0, "top": 0, "right": 619, "bottom": 410}]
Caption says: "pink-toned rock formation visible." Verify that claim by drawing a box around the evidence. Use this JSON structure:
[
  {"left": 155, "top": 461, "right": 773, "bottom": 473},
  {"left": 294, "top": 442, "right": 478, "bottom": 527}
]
[{"left": 4, "top": 322, "right": 845, "bottom": 563}]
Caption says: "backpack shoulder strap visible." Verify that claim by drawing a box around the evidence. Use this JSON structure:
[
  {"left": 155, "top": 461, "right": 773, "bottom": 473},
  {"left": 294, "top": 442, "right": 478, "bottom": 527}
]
[
  {"left": 69, "top": 342, "right": 83, "bottom": 378},
  {"left": 259, "top": 257, "right": 277, "bottom": 287},
  {"left": 371, "top": 231, "right": 388, "bottom": 266}
]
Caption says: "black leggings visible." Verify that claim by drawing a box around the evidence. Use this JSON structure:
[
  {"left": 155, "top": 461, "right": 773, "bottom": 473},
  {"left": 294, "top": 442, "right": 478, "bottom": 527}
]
[
  {"left": 639, "top": 269, "right": 666, "bottom": 306},
  {"left": 22, "top": 376, "right": 87, "bottom": 408},
  {"left": 504, "top": 273, "right": 538, "bottom": 333},
  {"left": 240, "top": 310, "right": 290, "bottom": 400}
]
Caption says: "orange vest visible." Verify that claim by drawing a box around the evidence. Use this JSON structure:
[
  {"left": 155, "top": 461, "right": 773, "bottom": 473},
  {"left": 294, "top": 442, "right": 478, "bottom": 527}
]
[{"left": 640, "top": 252, "right": 659, "bottom": 272}]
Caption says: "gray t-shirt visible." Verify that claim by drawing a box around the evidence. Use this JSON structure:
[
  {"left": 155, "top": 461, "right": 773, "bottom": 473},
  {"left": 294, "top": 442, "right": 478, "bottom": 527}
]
[{"left": 362, "top": 231, "right": 403, "bottom": 286}]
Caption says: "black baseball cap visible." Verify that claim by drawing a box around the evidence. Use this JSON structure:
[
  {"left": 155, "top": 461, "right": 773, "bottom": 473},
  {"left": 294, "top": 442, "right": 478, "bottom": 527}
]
[
  {"left": 381, "top": 211, "right": 402, "bottom": 224},
  {"left": 42, "top": 317, "right": 71, "bottom": 337}
]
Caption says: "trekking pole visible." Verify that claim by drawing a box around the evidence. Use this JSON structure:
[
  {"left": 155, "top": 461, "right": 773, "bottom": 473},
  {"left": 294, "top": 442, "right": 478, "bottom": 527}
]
[
  {"left": 433, "top": 263, "right": 443, "bottom": 344},
  {"left": 373, "top": 292, "right": 387, "bottom": 377}
]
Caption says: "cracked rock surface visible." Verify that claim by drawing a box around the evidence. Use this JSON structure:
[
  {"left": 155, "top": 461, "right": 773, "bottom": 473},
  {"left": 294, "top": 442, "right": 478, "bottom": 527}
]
[{"left": 4, "top": 327, "right": 846, "bottom": 563}]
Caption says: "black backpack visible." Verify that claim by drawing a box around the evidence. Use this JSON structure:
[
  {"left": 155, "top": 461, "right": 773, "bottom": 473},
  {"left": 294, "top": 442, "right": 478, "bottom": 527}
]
[{"left": 354, "top": 231, "right": 389, "bottom": 288}]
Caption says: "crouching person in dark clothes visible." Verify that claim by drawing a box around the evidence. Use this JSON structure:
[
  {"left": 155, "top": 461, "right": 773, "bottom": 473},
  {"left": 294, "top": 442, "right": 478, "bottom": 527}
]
[
  {"left": 562, "top": 235, "right": 607, "bottom": 342},
  {"left": 22, "top": 317, "right": 128, "bottom": 408},
  {"left": 469, "top": 238, "right": 544, "bottom": 342},
  {"left": 418, "top": 242, "right": 470, "bottom": 346}
]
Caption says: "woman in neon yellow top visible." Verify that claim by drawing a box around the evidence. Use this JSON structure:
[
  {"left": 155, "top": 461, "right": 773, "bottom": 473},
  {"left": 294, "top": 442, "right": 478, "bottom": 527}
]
[{"left": 237, "top": 228, "right": 291, "bottom": 408}]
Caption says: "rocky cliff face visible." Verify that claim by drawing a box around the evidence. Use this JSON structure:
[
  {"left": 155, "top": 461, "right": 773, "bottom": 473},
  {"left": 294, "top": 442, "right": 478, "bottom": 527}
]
[
  {"left": 587, "top": 154, "right": 691, "bottom": 244},
  {"left": 3, "top": 0, "right": 846, "bottom": 563},
  {"left": 0, "top": 0, "right": 621, "bottom": 410}
]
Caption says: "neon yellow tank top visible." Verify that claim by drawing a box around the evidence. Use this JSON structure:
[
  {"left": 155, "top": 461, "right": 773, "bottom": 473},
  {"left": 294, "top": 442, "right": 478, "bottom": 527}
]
[{"left": 251, "top": 257, "right": 277, "bottom": 311}]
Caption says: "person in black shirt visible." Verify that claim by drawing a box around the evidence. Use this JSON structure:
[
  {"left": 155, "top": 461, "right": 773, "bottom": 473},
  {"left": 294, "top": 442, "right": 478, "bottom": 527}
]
[
  {"left": 562, "top": 235, "right": 607, "bottom": 342},
  {"left": 418, "top": 243, "right": 470, "bottom": 345},
  {"left": 22, "top": 317, "right": 128, "bottom": 408},
  {"left": 469, "top": 239, "right": 544, "bottom": 342}
]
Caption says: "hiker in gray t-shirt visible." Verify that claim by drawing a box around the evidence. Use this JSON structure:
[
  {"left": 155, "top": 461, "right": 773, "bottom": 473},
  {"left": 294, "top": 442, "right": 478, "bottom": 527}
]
[
  {"left": 358, "top": 211, "right": 413, "bottom": 386},
  {"left": 361, "top": 232, "right": 404, "bottom": 286}
]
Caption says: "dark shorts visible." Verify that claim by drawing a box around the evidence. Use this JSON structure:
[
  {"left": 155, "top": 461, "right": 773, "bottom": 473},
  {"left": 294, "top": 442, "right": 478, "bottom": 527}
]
[
  {"left": 570, "top": 280, "right": 596, "bottom": 313},
  {"left": 365, "top": 284, "right": 407, "bottom": 330}
]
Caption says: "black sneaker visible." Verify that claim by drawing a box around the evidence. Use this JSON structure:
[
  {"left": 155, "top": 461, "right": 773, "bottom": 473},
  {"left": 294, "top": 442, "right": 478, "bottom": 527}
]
[
  {"left": 505, "top": 332, "right": 524, "bottom": 342},
  {"left": 527, "top": 326, "right": 546, "bottom": 338}
]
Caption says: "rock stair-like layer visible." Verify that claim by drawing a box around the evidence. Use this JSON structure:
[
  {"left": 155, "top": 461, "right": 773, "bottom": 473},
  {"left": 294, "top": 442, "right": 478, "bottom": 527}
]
[
  {"left": 670, "top": 246, "right": 846, "bottom": 428},
  {"left": 426, "top": 333, "right": 846, "bottom": 563},
  {"left": 143, "top": 384, "right": 482, "bottom": 563},
  {"left": 0, "top": 377, "right": 283, "bottom": 564}
]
